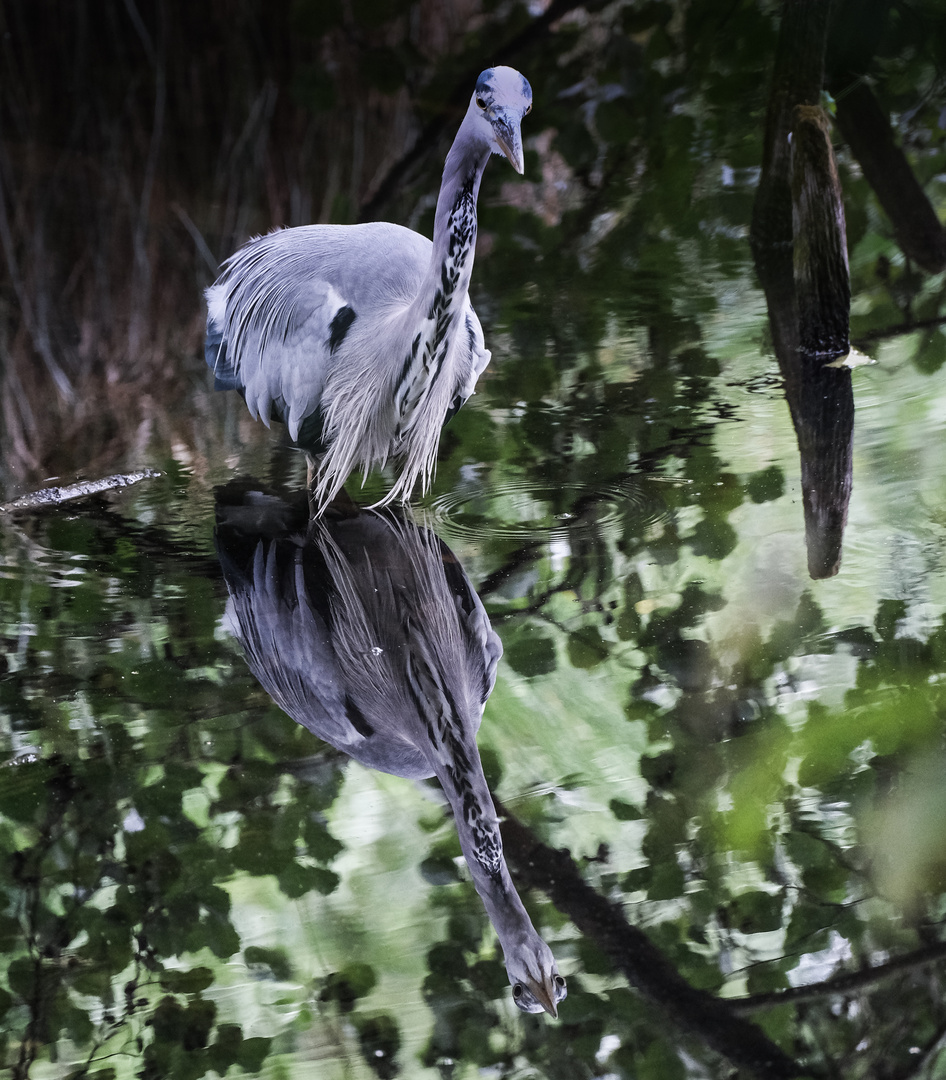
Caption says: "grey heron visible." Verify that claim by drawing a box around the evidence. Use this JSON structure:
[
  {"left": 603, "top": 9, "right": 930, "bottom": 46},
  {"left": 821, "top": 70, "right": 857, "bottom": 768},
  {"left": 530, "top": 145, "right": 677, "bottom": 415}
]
[
  {"left": 215, "top": 487, "right": 566, "bottom": 1017},
  {"left": 205, "top": 67, "right": 533, "bottom": 513}
]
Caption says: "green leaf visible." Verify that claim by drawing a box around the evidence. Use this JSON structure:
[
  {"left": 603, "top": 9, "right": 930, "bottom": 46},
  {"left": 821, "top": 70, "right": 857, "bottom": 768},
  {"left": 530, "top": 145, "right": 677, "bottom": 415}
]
[
  {"left": 609, "top": 797, "right": 643, "bottom": 821},
  {"left": 206, "top": 1024, "right": 243, "bottom": 1074},
  {"left": 236, "top": 1037, "right": 272, "bottom": 1073},
  {"left": 727, "top": 890, "right": 783, "bottom": 934},
  {"left": 420, "top": 853, "right": 461, "bottom": 886},
  {"left": 746, "top": 465, "right": 785, "bottom": 503},
  {"left": 276, "top": 861, "right": 339, "bottom": 898},
  {"left": 321, "top": 964, "right": 378, "bottom": 1012},
  {"left": 689, "top": 515, "right": 738, "bottom": 560},
  {"left": 504, "top": 630, "right": 556, "bottom": 677}
]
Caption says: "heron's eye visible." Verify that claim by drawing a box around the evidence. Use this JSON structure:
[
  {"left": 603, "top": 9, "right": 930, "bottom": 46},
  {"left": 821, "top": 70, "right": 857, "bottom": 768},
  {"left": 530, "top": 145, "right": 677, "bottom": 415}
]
[
  {"left": 524, "top": 103, "right": 532, "bottom": 115},
  {"left": 554, "top": 975, "right": 566, "bottom": 988},
  {"left": 512, "top": 984, "right": 524, "bottom": 999},
  {"left": 476, "top": 96, "right": 487, "bottom": 110}
]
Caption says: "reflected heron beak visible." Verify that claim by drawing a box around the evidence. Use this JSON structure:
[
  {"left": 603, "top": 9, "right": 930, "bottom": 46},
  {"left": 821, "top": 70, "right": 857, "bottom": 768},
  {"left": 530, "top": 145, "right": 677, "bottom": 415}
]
[
  {"left": 493, "top": 113, "right": 525, "bottom": 174},
  {"left": 526, "top": 972, "right": 559, "bottom": 1018}
]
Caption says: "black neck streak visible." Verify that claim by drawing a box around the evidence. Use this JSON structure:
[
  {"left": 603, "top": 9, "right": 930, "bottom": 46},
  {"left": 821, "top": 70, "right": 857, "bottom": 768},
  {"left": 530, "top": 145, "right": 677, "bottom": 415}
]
[
  {"left": 426, "top": 174, "right": 477, "bottom": 348},
  {"left": 404, "top": 640, "right": 503, "bottom": 882},
  {"left": 393, "top": 173, "right": 478, "bottom": 435}
]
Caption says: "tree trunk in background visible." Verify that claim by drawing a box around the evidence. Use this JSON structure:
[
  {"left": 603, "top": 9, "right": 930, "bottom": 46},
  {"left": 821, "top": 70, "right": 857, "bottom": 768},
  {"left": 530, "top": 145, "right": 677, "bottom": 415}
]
[
  {"left": 825, "top": 0, "right": 946, "bottom": 274},
  {"left": 831, "top": 81, "right": 946, "bottom": 274}
]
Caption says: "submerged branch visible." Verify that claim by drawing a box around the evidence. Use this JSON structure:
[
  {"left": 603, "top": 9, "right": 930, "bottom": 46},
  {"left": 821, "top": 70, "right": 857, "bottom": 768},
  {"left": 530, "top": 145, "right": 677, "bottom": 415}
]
[{"left": 1, "top": 470, "right": 161, "bottom": 514}]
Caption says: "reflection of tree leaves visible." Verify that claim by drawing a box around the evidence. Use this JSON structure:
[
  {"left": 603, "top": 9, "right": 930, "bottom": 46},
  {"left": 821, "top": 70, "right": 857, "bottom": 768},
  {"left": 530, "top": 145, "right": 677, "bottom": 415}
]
[
  {"left": 355, "top": 1012, "right": 402, "bottom": 1079},
  {"left": 689, "top": 515, "right": 738, "bottom": 560},
  {"left": 567, "top": 625, "right": 610, "bottom": 668},
  {"left": 746, "top": 465, "right": 785, "bottom": 503},
  {"left": 727, "top": 890, "right": 783, "bottom": 935},
  {"left": 610, "top": 797, "right": 644, "bottom": 821},
  {"left": 243, "top": 945, "right": 293, "bottom": 982},
  {"left": 504, "top": 627, "right": 557, "bottom": 677},
  {"left": 321, "top": 963, "right": 378, "bottom": 1012}
]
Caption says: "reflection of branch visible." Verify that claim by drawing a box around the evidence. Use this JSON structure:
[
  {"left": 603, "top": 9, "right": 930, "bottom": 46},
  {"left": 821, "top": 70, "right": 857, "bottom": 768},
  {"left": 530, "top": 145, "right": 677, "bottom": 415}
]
[
  {"left": 497, "top": 800, "right": 815, "bottom": 1079},
  {"left": 730, "top": 940, "right": 946, "bottom": 1013},
  {"left": 888, "top": 1014, "right": 946, "bottom": 1080},
  {"left": 852, "top": 315, "right": 946, "bottom": 349},
  {"left": 831, "top": 78, "right": 946, "bottom": 275},
  {"left": 476, "top": 542, "right": 545, "bottom": 600}
]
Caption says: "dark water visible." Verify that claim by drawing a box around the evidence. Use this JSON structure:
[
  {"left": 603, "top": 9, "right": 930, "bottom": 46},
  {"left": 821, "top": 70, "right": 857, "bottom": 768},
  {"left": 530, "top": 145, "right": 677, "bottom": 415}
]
[{"left": 4, "top": 4, "right": 946, "bottom": 1079}]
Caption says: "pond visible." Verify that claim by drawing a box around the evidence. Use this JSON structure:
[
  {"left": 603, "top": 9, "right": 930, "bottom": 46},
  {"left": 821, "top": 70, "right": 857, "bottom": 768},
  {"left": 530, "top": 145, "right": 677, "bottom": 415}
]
[{"left": 3, "top": 2, "right": 946, "bottom": 1078}]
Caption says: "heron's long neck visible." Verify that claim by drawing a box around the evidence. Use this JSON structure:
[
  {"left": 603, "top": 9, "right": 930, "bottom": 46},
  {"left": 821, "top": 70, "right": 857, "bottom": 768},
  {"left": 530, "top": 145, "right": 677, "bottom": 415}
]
[
  {"left": 437, "top": 734, "right": 541, "bottom": 957},
  {"left": 392, "top": 122, "right": 490, "bottom": 428},
  {"left": 424, "top": 127, "right": 490, "bottom": 320}
]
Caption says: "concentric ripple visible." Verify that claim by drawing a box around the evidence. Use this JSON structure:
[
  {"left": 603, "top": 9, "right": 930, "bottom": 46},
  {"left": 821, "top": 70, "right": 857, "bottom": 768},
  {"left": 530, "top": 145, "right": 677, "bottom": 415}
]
[{"left": 427, "top": 476, "right": 669, "bottom": 545}]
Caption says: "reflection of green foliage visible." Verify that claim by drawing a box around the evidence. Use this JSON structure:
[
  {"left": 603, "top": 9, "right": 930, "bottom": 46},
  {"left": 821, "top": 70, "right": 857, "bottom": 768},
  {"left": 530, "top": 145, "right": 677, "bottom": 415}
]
[
  {"left": 504, "top": 626, "right": 557, "bottom": 677},
  {"left": 0, "top": 512, "right": 346, "bottom": 1077},
  {"left": 355, "top": 1012, "right": 402, "bottom": 1079},
  {"left": 320, "top": 963, "right": 379, "bottom": 1013},
  {"left": 746, "top": 465, "right": 785, "bottom": 503}
]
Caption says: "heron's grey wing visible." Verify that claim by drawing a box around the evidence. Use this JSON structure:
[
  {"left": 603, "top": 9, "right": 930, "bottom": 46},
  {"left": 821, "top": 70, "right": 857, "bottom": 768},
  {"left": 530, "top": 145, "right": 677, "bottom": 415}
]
[
  {"left": 330, "top": 511, "right": 501, "bottom": 710},
  {"left": 205, "top": 230, "right": 359, "bottom": 448}
]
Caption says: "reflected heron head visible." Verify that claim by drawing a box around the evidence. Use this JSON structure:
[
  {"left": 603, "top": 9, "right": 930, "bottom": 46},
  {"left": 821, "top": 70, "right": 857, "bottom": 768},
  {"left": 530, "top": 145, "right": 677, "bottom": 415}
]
[
  {"left": 469, "top": 66, "right": 533, "bottom": 174},
  {"left": 506, "top": 935, "right": 567, "bottom": 1018}
]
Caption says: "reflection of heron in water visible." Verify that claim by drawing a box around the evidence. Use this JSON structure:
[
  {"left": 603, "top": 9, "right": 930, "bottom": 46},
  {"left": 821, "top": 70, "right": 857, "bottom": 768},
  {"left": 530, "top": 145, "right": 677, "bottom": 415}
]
[{"left": 215, "top": 487, "right": 566, "bottom": 1017}]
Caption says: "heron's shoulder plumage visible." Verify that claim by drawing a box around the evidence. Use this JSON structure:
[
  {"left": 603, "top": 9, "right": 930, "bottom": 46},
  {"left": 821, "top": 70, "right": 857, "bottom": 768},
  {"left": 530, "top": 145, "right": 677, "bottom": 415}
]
[{"left": 205, "top": 222, "right": 436, "bottom": 448}]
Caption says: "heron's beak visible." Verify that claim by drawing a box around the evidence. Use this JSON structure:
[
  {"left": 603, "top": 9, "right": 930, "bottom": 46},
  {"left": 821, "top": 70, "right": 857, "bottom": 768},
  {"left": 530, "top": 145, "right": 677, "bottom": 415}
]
[
  {"left": 526, "top": 972, "right": 559, "bottom": 1019},
  {"left": 492, "top": 113, "right": 525, "bottom": 174}
]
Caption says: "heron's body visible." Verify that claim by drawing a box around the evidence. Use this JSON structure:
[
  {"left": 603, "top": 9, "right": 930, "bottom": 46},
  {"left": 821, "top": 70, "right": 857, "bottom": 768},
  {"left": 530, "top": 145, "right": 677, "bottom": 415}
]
[
  {"left": 215, "top": 488, "right": 565, "bottom": 1016},
  {"left": 206, "top": 67, "right": 532, "bottom": 512}
]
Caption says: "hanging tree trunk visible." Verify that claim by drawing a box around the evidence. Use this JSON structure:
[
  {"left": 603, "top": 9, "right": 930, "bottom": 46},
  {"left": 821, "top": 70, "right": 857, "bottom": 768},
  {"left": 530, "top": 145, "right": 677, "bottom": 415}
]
[{"left": 751, "top": 0, "right": 854, "bottom": 580}]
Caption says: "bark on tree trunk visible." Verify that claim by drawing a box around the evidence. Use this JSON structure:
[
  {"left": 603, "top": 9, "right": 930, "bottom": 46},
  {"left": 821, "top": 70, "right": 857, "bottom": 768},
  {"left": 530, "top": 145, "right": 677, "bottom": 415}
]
[
  {"left": 792, "top": 104, "right": 850, "bottom": 358},
  {"left": 751, "top": 0, "right": 853, "bottom": 580}
]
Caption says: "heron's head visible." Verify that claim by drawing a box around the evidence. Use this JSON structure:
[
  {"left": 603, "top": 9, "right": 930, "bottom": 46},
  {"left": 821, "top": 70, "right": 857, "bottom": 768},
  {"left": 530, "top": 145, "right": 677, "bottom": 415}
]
[
  {"left": 469, "top": 66, "right": 533, "bottom": 174},
  {"left": 506, "top": 934, "right": 567, "bottom": 1019}
]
